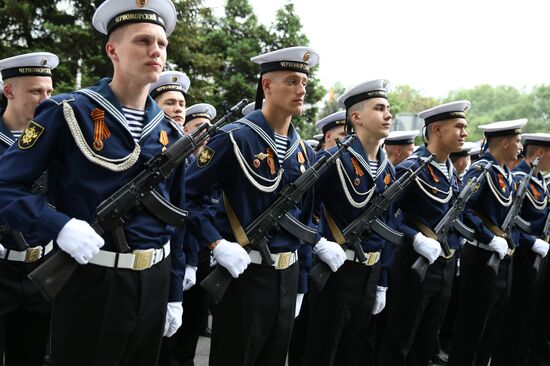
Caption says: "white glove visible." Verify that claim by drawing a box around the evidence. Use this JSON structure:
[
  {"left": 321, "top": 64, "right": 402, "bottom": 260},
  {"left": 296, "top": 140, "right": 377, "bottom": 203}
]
[
  {"left": 413, "top": 233, "right": 442, "bottom": 264},
  {"left": 212, "top": 239, "right": 251, "bottom": 278},
  {"left": 487, "top": 236, "right": 508, "bottom": 259},
  {"left": 295, "top": 293, "right": 304, "bottom": 318},
  {"left": 56, "top": 218, "right": 104, "bottom": 264},
  {"left": 163, "top": 302, "right": 183, "bottom": 337},
  {"left": 372, "top": 286, "right": 387, "bottom": 315},
  {"left": 0, "top": 243, "right": 4, "bottom": 258},
  {"left": 532, "top": 238, "right": 550, "bottom": 258},
  {"left": 183, "top": 266, "right": 197, "bottom": 291},
  {"left": 313, "top": 237, "right": 346, "bottom": 272}
]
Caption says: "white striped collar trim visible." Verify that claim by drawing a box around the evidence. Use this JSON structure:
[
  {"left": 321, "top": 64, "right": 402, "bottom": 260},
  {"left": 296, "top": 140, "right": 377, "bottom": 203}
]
[
  {"left": 140, "top": 111, "right": 165, "bottom": 140},
  {"left": 472, "top": 159, "right": 512, "bottom": 184},
  {"left": 167, "top": 118, "right": 185, "bottom": 137},
  {"left": 77, "top": 88, "right": 130, "bottom": 131},
  {"left": 430, "top": 158, "right": 454, "bottom": 182},
  {"left": 348, "top": 146, "right": 388, "bottom": 180},
  {"left": 0, "top": 132, "right": 14, "bottom": 147},
  {"left": 239, "top": 118, "right": 279, "bottom": 157},
  {"left": 513, "top": 170, "right": 546, "bottom": 191}
]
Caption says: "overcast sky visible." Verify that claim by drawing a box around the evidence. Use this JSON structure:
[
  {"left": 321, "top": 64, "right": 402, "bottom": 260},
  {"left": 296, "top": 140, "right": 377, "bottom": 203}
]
[{"left": 208, "top": 0, "right": 550, "bottom": 98}]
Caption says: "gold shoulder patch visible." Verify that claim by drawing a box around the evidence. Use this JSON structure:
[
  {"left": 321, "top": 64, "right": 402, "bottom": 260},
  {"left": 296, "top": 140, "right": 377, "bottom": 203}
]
[
  {"left": 18, "top": 121, "right": 45, "bottom": 149},
  {"left": 197, "top": 146, "right": 215, "bottom": 168}
]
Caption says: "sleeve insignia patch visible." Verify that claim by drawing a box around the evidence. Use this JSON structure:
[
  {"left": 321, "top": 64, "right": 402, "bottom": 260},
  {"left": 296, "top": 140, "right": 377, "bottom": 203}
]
[
  {"left": 18, "top": 121, "right": 45, "bottom": 149},
  {"left": 197, "top": 146, "right": 215, "bottom": 167}
]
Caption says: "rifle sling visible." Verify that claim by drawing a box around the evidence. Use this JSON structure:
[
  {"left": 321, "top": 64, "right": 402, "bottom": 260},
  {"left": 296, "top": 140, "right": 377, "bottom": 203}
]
[
  {"left": 323, "top": 208, "right": 346, "bottom": 246},
  {"left": 471, "top": 209, "right": 506, "bottom": 237},
  {"left": 223, "top": 193, "right": 250, "bottom": 246},
  {"left": 408, "top": 215, "right": 438, "bottom": 241}
]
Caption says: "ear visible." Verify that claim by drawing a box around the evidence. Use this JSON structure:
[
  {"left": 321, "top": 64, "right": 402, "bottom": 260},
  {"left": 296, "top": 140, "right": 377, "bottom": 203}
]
[
  {"left": 431, "top": 123, "right": 442, "bottom": 137},
  {"left": 3, "top": 83, "right": 15, "bottom": 100},
  {"left": 261, "top": 77, "right": 272, "bottom": 95},
  {"left": 105, "top": 42, "right": 117, "bottom": 62}
]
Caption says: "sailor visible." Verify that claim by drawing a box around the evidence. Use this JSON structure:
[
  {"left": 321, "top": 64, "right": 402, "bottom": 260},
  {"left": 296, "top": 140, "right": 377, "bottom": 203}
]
[
  {"left": 379, "top": 101, "right": 470, "bottom": 366},
  {"left": 0, "top": 1, "right": 188, "bottom": 365},
  {"left": 0, "top": 51, "right": 58, "bottom": 366},
  {"left": 315, "top": 110, "right": 347, "bottom": 150},
  {"left": 448, "top": 118, "right": 528, "bottom": 366},
  {"left": 149, "top": 70, "right": 190, "bottom": 126},
  {"left": 185, "top": 46, "right": 319, "bottom": 366},
  {"left": 384, "top": 129, "right": 420, "bottom": 166}
]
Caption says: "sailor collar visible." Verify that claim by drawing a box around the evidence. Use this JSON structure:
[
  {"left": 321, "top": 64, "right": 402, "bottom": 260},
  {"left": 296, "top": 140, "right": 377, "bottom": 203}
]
[
  {"left": 76, "top": 78, "right": 166, "bottom": 143},
  {"left": 238, "top": 109, "right": 302, "bottom": 162},
  {"left": 513, "top": 159, "right": 547, "bottom": 191},
  {"left": 0, "top": 114, "right": 16, "bottom": 147},
  {"left": 415, "top": 145, "right": 455, "bottom": 182},
  {"left": 346, "top": 136, "right": 388, "bottom": 180}
]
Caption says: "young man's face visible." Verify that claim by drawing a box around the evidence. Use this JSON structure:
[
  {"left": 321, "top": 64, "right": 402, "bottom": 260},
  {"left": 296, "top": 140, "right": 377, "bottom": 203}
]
[
  {"left": 324, "top": 125, "right": 347, "bottom": 149},
  {"left": 184, "top": 117, "right": 211, "bottom": 134},
  {"left": 4, "top": 76, "right": 52, "bottom": 122},
  {"left": 503, "top": 134, "right": 522, "bottom": 162},
  {"left": 156, "top": 91, "right": 186, "bottom": 125},
  {"left": 108, "top": 23, "right": 168, "bottom": 84},
  {"left": 352, "top": 98, "right": 392, "bottom": 140},
  {"left": 438, "top": 118, "right": 468, "bottom": 153},
  {"left": 264, "top": 71, "right": 308, "bottom": 116}
]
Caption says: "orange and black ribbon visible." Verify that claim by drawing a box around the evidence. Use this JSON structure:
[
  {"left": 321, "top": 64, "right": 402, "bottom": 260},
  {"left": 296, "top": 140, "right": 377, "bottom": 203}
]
[
  {"left": 90, "top": 108, "right": 110, "bottom": 151},
  {"left": 427, "top": 165, "right": 439, "bottom": 183},
  {"left": 159, "top": 130, "right": 169, "bottom": 152},
  {"left": 266, "top": 148, "right": 276, "bottom": 175},
  {"left": 384, "top": 173, "right": 391, "bottom": 186},
  {"left": 530, "top": 183, "right": 541, "bottom": 201},
  {"left": 351, "top": 157, "right": 364, "bottom": 177},
  {"left": 498, "top": 174, "right": 507, "bottom": 192}
]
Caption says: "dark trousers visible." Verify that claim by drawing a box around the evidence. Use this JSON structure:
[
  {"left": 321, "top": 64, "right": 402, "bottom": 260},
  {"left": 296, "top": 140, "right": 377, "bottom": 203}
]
[
  {"left": 362, "top": 276, "right": 392, "bottom": 366},
  {"left": 379, "top": 247, "right": 456, "bottom": 366},
  {"left": 159, "top": 251, "right": 212, "bottom": 366},
  {"left": 288, "top": 291, "right": 309, "bottom": 366},
  {"left": 531, "top": 256, "right": 550, "bottom": 366},
  {"left": 50, "top": 258, "right": 171, "bottom": 366},
  {"left": 448, "top": 245, "right": 512, "bottom": 366},
  {"left": 0, "top": 260, "right": 50, "bottom": 366},
  {"left": 492, "top": 246, "right": 541, "bottom": 366},
  {"left": 303, "top": 260, "right": 380, "bottom": 366},
  {"left": 208, "top": 262, "right": 298, "bottom": 366}
]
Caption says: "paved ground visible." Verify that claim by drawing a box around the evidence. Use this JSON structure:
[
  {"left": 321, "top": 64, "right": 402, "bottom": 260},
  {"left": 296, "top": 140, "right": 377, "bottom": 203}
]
[{"left": 194, "top": 335, "right": 210, "bottom": 366}]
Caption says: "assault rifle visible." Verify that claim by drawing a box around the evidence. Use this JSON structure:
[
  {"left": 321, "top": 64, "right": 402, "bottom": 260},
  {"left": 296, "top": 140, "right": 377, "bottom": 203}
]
[
  {"left": 201, "top": 135, "right": 357, "bottom": 303},
  {"left": 309, "top": 154, "right": 436, "bottom": 291},
  {"left": 29, "top": 99, "right": 248, "bottom": 300},
  {"left": 411, "top": 162, "right": 493, "bottom": 281},
  {"left": 486, "top": 157, "right": 539, "bottom": 274}
]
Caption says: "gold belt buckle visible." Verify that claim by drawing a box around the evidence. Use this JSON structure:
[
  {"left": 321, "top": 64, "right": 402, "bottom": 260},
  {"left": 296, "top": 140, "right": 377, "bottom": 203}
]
[
  {"left": 133, "top": 249, "right": 155, "bottom": 270},
  {"left": 25, "top": 246, "right": 43, "bottom": 263},
  {"left": 276, "top": 252, "right": 293, "bottom": 270},
  {"left": 365, "top": 252, "right": 380, "bottom": 266}
]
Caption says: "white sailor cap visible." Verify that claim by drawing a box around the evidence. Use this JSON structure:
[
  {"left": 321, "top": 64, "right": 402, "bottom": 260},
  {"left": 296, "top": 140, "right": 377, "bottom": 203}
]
[
  {"left": 185, "top": 103, "right": 216, "bottom": 125},
  {"left": 478, "top": 118, "right": 527, "bottom": 138},
  {"left": 384, "top": 130, "right": 420, "bottom": 145},
  {"left": 242, "top": 100, "right": 264, "bottom": 116},
  {"left": 450, "top": 141, "right": 477, "bottom": 158},
  {"left": 316, "top": 110, "right": 346, "bottom": 134},
  {"left": 337, "top": 79, "right": 391, "bottom": 109},
  {"left": 251, "top": 46, "right": 319, "bottom": 74},
  {"left": 313, "top": 133, "right": 324, "bottom": 141},
  {"left": 0, "top": 52, "right": 59, "bottom": 80},
  {"left": 418, "top": 100, "right": 471, "bottom": 126},
  {"left": 251, "top": 46, "right": 319, "bottom": 109},
  {"left": 149, "top": 71, "right": 190, "bottom": 99},
  {"left": 92, "top": 0, "right": 177, "bottom": 36},
  {"left": 521, "top": 133, "right": 550, "bottom": 147},
  {"left": 305, "top": 139, "right": 319, "bottom": 149}
]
